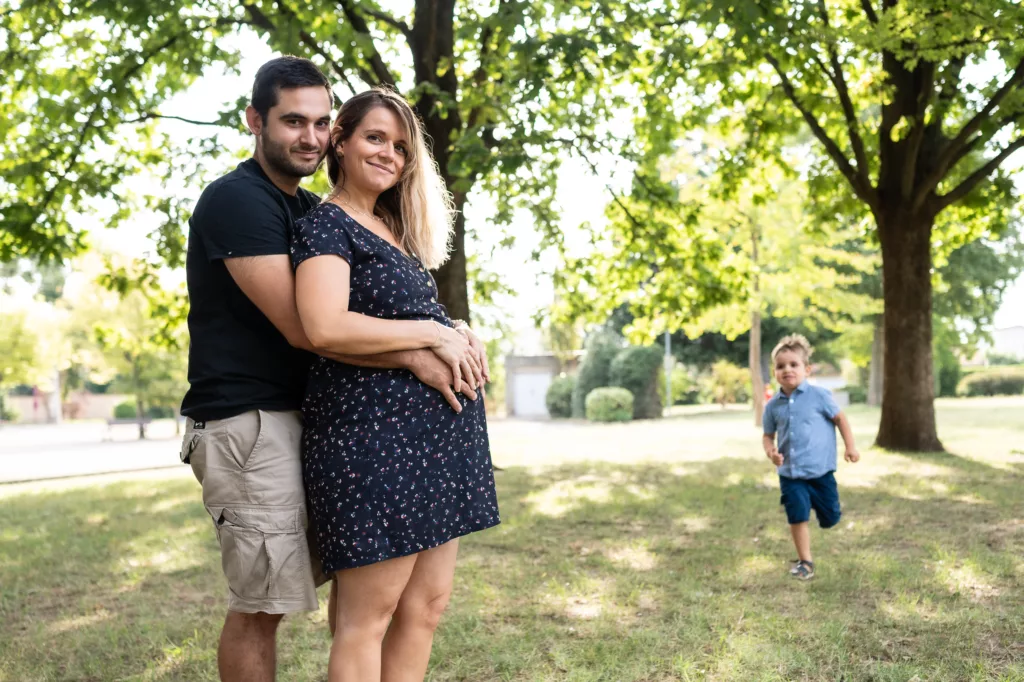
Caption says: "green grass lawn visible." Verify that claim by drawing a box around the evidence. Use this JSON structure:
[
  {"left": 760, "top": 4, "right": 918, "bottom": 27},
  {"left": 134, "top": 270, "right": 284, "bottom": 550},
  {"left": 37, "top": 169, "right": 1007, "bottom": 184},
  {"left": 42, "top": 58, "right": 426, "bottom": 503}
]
[{"left": 2, "top": 397, "right": 1023, "bottom": 681}]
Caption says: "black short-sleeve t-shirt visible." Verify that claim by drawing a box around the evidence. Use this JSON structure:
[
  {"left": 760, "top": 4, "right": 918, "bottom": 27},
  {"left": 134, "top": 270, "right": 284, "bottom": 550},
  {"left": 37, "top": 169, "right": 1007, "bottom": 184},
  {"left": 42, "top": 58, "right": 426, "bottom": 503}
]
[{"left": 180, "top": 158, "right": 319, "bottom": 420}]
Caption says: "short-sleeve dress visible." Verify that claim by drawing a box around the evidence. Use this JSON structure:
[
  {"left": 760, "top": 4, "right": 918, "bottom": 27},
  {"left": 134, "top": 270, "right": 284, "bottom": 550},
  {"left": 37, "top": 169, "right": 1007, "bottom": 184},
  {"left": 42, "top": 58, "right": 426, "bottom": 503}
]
[{"left": 290, "top": 202, "right": 500, "bottom": 572}]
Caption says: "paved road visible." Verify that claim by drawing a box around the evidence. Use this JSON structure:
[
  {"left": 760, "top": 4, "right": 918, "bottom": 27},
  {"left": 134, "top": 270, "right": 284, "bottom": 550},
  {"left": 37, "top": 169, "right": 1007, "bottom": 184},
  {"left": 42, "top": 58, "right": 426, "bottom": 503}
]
[
  {"left": 0, "top": 421, "right": 184, "bottom": 483},
  {"left": 0, "top": 406, "right": 768, "bottom": 485}
]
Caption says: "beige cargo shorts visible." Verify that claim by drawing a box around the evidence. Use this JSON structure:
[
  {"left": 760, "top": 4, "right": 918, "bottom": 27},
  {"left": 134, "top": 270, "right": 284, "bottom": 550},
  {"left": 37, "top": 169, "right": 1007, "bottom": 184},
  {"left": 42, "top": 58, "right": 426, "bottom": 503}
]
[{"left": 180, "top": 409, "right": 326, "bottom": 614}]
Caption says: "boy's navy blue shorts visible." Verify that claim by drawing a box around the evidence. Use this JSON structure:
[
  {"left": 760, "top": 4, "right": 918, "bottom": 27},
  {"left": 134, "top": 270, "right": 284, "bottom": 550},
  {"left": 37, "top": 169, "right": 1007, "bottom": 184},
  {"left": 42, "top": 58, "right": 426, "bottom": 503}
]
[{"left": 779, "top": 472, "right": 841, "bottom": 528}]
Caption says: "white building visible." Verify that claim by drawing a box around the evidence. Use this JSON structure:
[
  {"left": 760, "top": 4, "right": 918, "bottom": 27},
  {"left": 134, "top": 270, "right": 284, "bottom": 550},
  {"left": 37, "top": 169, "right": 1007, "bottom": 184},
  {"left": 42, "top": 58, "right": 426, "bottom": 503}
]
[{"left": 991, "top": 326, "right": 1024, "bottom": 360}]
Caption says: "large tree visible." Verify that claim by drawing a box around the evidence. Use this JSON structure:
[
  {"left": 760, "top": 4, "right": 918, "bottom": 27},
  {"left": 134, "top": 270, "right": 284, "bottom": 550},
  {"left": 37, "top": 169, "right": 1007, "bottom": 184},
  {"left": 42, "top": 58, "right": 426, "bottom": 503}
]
[
  {"left": 633, "top": 0, "right": 1024, "bottom": 451},
  {"left": 0, "top": 0, "right": 640, "bottom": 321}
]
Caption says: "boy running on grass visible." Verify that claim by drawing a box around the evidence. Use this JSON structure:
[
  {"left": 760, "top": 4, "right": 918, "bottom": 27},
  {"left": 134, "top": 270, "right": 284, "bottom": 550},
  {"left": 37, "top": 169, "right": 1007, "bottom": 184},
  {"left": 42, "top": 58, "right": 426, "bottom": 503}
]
[{"left": 762, "top": 334, "right": 861, "bottom": 580}]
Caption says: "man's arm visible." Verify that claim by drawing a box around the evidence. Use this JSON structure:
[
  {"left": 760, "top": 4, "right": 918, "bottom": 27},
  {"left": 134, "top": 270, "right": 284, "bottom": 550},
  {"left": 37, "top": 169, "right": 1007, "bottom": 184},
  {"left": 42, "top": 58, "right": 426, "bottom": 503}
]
[
  {"left": 832, "top": 412, "right": 860, "bottom": 462},
  {"left": 223, "top": 255, "right": 475, "bottom": 412}
]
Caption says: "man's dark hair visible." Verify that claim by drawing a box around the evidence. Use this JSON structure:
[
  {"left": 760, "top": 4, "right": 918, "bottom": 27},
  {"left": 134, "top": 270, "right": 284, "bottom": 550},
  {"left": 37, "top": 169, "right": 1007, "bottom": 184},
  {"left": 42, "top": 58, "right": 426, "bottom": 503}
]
[{"left": 251, "top": 56, "right": 333, "bottom": 123}]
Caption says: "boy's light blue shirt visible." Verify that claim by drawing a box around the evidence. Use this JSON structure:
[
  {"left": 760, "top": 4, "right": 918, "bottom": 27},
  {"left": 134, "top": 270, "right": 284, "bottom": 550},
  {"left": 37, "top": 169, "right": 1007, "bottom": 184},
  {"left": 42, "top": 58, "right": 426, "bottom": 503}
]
[{"left": 763, "top": 380, "right": 841, "bottom": 480}]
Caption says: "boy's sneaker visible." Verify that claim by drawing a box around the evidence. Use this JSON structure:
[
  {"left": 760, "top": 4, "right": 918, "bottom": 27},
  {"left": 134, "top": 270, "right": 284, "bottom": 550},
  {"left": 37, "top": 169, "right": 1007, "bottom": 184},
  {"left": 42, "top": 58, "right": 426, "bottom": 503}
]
[
  {"left": 789, "top": 559, "right": 802, "bottom": 575},
  {"left": 791, "top": 560, "right": 815, "bottom": 580}
]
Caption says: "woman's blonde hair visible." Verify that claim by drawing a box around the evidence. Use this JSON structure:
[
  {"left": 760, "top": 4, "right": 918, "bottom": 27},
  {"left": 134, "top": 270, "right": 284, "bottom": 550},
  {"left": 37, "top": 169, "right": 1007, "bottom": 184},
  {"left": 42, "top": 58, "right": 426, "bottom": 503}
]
[{"left": 325, "top": 87, "right": 455, "bottom": 269}]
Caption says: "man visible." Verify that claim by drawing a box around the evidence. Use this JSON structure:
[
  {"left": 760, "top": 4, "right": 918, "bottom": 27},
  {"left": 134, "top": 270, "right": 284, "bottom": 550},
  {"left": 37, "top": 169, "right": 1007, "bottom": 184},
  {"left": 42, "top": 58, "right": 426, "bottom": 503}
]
[{"left": 180, "top": 56, "right": 478, "bottom": 682}]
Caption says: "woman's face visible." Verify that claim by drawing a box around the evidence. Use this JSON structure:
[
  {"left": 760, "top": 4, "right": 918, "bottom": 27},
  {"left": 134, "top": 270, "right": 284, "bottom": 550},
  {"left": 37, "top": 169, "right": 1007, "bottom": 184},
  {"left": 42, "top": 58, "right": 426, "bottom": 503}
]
[{"left": 337, "top": 105, "right": 409, "bottom": 196}]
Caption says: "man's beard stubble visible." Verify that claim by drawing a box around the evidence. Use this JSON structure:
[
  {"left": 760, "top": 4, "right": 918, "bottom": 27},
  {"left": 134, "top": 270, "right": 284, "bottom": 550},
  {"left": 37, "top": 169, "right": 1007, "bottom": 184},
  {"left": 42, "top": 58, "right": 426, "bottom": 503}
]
[{"left": 259, "top": 134, "right": 323, "bottom": 179}]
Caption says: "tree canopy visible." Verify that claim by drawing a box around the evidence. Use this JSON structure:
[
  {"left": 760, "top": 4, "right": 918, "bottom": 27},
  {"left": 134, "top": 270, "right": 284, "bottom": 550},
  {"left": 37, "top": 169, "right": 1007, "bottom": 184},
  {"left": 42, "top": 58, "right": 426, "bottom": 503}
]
[
  {"left": 1, "top": 0, "right": 650, "bottom": 320},
  {"left": 614, "top": 0, "right": 1024, "bottom": 451}
]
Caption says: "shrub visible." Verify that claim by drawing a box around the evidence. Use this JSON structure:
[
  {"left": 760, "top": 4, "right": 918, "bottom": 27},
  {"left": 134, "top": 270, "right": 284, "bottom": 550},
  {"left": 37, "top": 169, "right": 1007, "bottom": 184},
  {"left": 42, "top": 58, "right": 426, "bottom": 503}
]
[
  {"left": 987, "top": 352, "right": 1023, "bottom": 366},
  {"left": 934, "top": 343, "right": 962, "bottom": 398},
  {"left": 659, "top": 364, "right": 700, "bottom": 405},
  {"left": 700, "top": 361, "right": 751, "bottom": 407},
  {"left": 113, "top": 400, "right": 139, "bottom": 419},
  {"left": 957, "top": 368, "right": 1024, "bottom": 397},
  {"left": 585, "top": 387, "right": 634, "bottom": 423},
  {"left": 571, "top": 330, "right": 623, "bottom": 418},
  {"left": 0, "top": 400, "right": 19, "bottom": 422},
  {"left": 610, "top": 346, "right": 663, "bottom": 419},
  {"left": 545, "top": 374, "right": 576, "bottom": 419},
  {"left": 846, "top": 385, "right": 868, "bottom": 404},
  {"left": 146, "top": 405, "right": 175, "bottom": 419}
]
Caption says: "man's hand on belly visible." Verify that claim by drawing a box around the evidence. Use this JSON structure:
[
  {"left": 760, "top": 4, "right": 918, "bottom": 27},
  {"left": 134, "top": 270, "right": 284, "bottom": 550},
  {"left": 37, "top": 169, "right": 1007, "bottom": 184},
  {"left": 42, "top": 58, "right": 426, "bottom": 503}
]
[{"left": 406, "top": 349, "right": 478, "bottom": 413}]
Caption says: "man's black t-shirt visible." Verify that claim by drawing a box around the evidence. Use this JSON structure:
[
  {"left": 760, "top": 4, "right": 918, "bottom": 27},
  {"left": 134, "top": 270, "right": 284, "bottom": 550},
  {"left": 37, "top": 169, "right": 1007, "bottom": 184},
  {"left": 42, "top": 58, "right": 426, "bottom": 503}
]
[{"left": 180, "top": 158, "right": 319, "bottom": 420}]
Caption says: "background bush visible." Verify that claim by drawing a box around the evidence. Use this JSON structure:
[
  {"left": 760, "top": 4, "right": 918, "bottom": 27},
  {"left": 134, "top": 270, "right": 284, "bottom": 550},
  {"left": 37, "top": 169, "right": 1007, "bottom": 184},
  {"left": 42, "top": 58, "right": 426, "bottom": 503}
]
[
  {"left": 145, "top": 405, "right": 175, "bottom": 419},
  {"left": 958, "top": 368, "right": 1024, "bottom": 397},
  {"left": 846, "top": 384, "right": 868, "bottom": 404},
  {"left": 666, "top": 365, "right": 700, "bottom": 405},
  {"left": 699, "top": 361, "right": 751, "bottom": 407},
  {"left": 545, "top": 374, "right": 576, "bottom": 419},
  {"left": 934, "top": 343, "right": 963, "bottom": 398},
  {"left": 571, "top": 330, "right": 623, "bottom": 418},
  {"left": 585, "top": 387, "right": 634, "bottom": 423},
  {"left": 113, "top": 400, "right": 139, "bottom": 419},
  {"left": 0, "top": 401, "right": 20, "bottom": 422},
  {"left": 610, "top": 346, "right": 663, "bottom": 419},
  {"left": 987, "top": 352, "right": 1023, "bottom": 366}
]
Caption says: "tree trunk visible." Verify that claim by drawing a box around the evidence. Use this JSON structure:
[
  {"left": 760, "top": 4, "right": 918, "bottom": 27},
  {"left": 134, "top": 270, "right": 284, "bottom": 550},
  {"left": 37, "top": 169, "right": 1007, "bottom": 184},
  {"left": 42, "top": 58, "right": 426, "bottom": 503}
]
[
  {"left": 876, "top": 211, "right": 943, "bottom": 451},
  {"left": 409, "top": 0, "right": 471, "bottom": 323},
  {"left": 867, "top": 315, "right": 884, "bottom": 406},
  {"left": 433, "top": 192, "right": 470, "bottom": 322},
  {"left": 132, "top": 358, "right": 146, "bottom": 440},
  {"left": 750, "top": 308, "right": 764, "bottom": 427},
  {"left": 749, "top": 223, "right": 764, "bottom": 426}
]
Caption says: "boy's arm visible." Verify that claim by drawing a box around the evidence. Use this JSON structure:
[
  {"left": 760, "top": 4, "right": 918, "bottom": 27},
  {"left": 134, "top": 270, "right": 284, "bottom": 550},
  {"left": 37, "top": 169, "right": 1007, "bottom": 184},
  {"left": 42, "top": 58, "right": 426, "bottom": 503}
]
[
  {"left": 763, "top": 433, "right": 783, "bottom": 466},
  {"left": 833, "top": 412, "right": 861, "bottom": 462}
]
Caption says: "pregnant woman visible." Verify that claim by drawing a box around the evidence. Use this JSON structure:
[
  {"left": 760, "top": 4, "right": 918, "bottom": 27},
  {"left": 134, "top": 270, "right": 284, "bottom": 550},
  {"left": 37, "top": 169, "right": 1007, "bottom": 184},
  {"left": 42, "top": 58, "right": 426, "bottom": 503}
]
[{"left": 291, "top": 87, "right": 500, "bottom": 682}]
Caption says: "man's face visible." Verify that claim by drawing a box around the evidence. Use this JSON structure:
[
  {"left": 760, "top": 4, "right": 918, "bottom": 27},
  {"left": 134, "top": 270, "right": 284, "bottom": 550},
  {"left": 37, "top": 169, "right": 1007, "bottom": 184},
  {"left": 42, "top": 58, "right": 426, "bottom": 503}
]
[
  {"left": 251, "top": 86, "right": 332, "bottom": 179},
  {"left": 774, "top": 349, "right": 809, "bottom": 392}
]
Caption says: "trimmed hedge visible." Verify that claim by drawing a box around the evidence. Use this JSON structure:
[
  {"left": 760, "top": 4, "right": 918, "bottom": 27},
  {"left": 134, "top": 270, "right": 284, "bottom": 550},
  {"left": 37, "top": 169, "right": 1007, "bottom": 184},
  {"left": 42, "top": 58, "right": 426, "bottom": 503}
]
[
  {"left": 571, "top": 331, "right": 623, "bottom": 418},
  {"left": 113, "top": 400, "right": 139, "bottom": 419},
  {"left": 146, "top": 405, "right": 175, "bottom": 419},
  {"left": 585, "top": 387, "right": 634, "bottom": 423},
  {"left": 957, "top": 368, "right": 1024, "bottom": 397},
  {"left": 610, "top": 346, "right": 663, "bottom": 419},
  {"left": 846, "top": 385, "right": 868, "bottom": 404},
  {"left": 545, "top": 374, "right": 576, "bottom": 419}
]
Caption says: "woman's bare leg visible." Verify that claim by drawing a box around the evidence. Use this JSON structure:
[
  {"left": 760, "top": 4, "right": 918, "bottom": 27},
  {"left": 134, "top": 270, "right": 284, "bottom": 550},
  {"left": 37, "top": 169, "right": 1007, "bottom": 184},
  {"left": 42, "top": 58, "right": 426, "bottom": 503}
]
[
  {"left": 329, "top": 554, "right": 418, "bottom": 682},
  {"left": 381, "top": 540, "right": 459, "bottom": 682}
]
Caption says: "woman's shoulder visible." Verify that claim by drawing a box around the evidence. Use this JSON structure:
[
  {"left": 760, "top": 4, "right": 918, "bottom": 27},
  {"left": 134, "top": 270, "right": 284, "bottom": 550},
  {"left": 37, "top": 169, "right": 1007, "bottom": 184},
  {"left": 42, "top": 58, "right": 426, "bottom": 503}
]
[
  {"left": 291, "top": 203, "right": 360, "bottom": 262},
  {"left": 294, "top": 203, "right": 361, "bottom": 241},
  {"left": 296, "top": 201, "right": 346, "bottom": 228}
]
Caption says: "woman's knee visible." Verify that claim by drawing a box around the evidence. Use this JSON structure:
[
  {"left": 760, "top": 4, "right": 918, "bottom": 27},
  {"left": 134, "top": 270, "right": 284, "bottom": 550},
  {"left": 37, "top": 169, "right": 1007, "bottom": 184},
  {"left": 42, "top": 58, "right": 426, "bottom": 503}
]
[
  {"left": 396, "top": 588, "right": 452, "bottom": 631},
  {"left": 336, "top": 597, "right": 401, "bottom": 642}
]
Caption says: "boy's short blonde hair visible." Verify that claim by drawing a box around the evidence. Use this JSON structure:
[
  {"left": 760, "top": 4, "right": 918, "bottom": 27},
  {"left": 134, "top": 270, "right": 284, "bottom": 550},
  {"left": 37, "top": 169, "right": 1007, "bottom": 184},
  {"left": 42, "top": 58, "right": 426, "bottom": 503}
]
[{"left": 771, "top": 334, "right": 813, "bottom": 366}]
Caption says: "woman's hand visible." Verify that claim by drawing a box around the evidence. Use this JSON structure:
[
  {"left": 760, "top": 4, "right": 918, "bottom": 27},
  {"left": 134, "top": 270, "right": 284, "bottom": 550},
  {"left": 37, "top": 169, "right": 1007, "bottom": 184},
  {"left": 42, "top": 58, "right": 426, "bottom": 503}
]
[
  {"left": 454, "top": 322, "right": 489, "bottom": 387},
  {"left": 429, "top": 322, "right": 480, "bottom": 394}
]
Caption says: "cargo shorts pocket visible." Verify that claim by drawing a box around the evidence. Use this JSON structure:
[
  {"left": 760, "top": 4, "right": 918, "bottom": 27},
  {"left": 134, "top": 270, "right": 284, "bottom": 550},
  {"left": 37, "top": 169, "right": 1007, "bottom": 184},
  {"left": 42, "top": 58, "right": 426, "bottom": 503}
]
[
  {"left": 180, "top": 432, "right": 202, "bottom": 465},
  {"left": 214, "top": 507, "right": 311, "bottom": 602}
]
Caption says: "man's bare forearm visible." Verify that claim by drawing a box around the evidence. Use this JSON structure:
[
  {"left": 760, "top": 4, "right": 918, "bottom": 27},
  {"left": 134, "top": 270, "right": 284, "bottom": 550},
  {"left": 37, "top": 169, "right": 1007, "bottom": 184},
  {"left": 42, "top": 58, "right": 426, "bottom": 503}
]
[{"left": 319, "top": 349, "right": 418, "bottom": 370}]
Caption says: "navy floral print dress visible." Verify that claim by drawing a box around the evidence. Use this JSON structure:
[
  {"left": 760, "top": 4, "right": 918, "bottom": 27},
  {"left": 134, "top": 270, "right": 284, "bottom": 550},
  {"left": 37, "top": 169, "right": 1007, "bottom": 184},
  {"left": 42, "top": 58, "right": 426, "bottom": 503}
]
[{"left": 290, "top": 203, "right": 500, "bottom": 572}]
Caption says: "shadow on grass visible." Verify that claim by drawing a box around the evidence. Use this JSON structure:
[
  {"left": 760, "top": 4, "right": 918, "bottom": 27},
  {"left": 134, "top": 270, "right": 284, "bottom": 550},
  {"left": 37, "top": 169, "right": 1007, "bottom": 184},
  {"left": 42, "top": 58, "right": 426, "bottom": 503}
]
[{"left": 2, "top": 454, "right": 1023, "bottom": 681}]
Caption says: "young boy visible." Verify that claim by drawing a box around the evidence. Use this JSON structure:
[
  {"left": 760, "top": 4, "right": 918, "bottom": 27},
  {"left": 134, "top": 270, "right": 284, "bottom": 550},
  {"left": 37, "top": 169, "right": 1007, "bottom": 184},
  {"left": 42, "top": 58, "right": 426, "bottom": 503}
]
[{"left": 763, "top": 334, "right": 860, "bottom": 580}]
